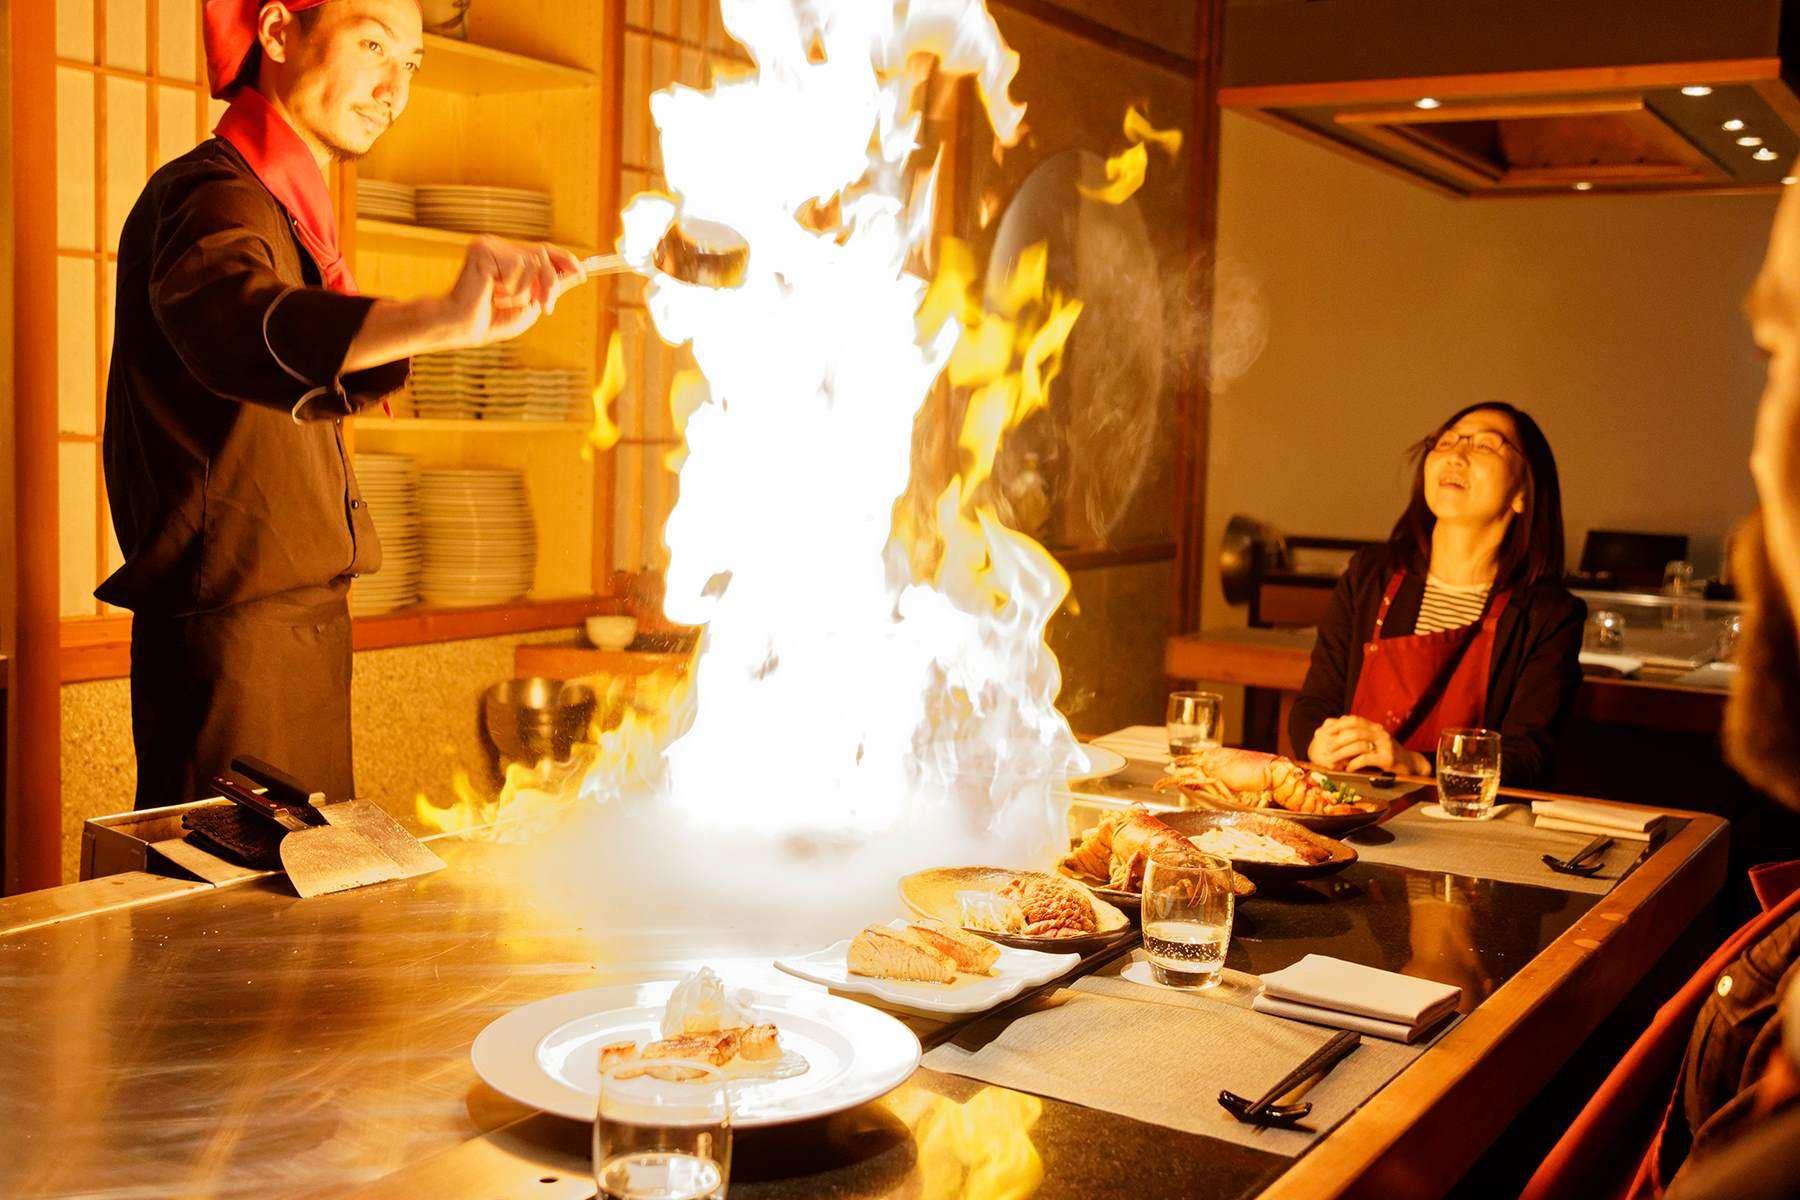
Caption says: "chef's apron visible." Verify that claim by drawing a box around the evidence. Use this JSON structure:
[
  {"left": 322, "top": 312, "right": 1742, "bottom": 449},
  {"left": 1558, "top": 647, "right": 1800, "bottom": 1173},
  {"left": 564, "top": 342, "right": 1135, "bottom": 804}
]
[
  {"left": 1347, "top": 570, "right": 1511, "bottom": 752},
  {"left": 129, "top": 581, "right": 354, "bottom": 808}
]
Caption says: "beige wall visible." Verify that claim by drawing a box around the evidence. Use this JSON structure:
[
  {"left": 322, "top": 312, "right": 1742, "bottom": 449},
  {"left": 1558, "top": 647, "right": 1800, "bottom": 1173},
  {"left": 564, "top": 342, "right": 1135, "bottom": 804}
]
[{"left": 1203, "top": 111, "right": 1777, "bottom": 631}]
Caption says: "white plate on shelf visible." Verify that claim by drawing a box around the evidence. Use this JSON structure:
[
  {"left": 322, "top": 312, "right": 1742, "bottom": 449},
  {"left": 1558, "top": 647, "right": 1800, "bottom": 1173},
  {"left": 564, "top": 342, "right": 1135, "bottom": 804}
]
[
  {"left": 773, "top": 927, "right": 1078, "bottom": 1016},
  {"left": 471, "top": 981, "right": 919, "bottom": 1127}
]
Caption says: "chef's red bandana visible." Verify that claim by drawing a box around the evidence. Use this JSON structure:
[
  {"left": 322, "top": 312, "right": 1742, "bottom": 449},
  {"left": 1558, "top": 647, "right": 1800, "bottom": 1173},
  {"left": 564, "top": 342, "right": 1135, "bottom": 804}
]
[
  {"left": 214, "top": 85, "right": 357, "bottom": 293},
  {"left": 204, "top": 0, "right": 332, "bottom": 99}
]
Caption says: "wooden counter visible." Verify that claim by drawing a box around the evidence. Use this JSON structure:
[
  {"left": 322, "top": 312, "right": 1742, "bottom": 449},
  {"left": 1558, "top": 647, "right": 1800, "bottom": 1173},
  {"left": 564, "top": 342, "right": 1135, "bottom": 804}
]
[{"left": 1166, "top": 627, "right": 1729, "bottom": 738}]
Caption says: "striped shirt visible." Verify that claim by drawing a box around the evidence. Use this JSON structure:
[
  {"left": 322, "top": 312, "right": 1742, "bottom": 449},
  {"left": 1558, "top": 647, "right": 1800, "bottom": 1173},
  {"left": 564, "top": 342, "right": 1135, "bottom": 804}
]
[{"left": 1414, "top": 575, "right": 1492, "bottom": 634}]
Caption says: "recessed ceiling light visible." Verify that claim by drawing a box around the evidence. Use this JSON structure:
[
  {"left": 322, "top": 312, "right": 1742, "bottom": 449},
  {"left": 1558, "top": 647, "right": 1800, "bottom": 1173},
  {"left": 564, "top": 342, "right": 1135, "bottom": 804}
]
[
  {"left": 1724, "top": 118, "right": 1746, "bottom": 132},
  {"left": 1755, "top": 147, "right": 1780, "bottom": 161},
  {"left": 1738, "top": 135, "right": 1765, "bottom": 147},
  {"left": 1414, "top": 97, "right": 1441, "bottom": 110},
  {"left": 1682, "top": 85, "right": 1714, "bottom": 97},
  {"left": 1783, "top": 176, "right": 1797, "bottom": 186},
  {"left": 1573, "top": 181, "right": 1594, "bottom": 191}
]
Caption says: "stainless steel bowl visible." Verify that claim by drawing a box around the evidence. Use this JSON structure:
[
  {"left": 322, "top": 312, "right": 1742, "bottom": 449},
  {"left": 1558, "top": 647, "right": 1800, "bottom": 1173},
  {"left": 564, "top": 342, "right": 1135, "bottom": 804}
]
[{"left": 482, "top": 678, "right": 597, "bottom": 764}]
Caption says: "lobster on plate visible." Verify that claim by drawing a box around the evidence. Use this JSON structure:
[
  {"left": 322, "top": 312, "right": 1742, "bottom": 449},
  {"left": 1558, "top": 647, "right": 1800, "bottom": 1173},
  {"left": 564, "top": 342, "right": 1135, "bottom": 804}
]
[{"left": 1153, "top": 747, "right": 1380, "bottom": 816}]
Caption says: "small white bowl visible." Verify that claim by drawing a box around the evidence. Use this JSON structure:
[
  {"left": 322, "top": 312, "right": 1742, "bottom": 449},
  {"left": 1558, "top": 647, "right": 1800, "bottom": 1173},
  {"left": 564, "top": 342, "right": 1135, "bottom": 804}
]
[{"left": 585, "top": 615, "right": 638, "bottom": 651}]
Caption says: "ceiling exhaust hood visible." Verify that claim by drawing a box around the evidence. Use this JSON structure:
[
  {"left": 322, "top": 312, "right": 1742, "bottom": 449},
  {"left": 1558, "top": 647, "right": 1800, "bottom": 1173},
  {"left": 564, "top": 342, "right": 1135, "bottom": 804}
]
[{"left": 1220, "top": 0, "right": 1800, "bottom": 196}]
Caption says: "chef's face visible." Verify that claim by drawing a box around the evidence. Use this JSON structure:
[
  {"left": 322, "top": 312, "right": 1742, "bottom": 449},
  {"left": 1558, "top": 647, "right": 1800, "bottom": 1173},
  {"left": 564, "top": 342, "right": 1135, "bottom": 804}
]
[
  {"left": 1748, "top": 187, "right": 1800, "bottom": 612},
  {"left": 270, "top": 0, "right": 422, "bottom": 160},
  {"left": 1422, "top": 408, "right": 1527, "bottom": 529}
]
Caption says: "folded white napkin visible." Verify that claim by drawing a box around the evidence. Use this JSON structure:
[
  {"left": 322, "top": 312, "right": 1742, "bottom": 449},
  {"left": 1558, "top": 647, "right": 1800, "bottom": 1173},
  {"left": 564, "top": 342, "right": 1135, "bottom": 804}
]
[
  {"left": 1530, "top": 798, "right": 1665, "bottom": 841},
  {"left": 1578, "top": 651, "right": 1643, "bottom": 677},
  {"left": 1254, "top": 955, "right": 1461, "bottom": 1043},
  {"left": 1092, "top": 725, "right": 1173, "bottom": 762}
]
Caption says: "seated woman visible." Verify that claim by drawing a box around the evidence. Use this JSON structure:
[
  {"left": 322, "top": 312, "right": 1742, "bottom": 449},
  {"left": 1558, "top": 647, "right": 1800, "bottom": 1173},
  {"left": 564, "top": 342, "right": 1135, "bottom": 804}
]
[{"left": 1288, "top": 402, "right": 1585, "bottom": 787}]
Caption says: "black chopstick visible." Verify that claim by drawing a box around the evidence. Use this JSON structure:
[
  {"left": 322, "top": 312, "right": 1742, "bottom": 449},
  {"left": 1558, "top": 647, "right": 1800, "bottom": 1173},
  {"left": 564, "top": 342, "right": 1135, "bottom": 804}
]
[
  {"left": 1245, "top": 1029, "right": 1361, "bottom": 1120},
  {"left": 920, "top": 928, "right": 1143, "bottom": 1051},
  {"left": 1572, "top": 835, "right": 1615, "bottom": 868}
]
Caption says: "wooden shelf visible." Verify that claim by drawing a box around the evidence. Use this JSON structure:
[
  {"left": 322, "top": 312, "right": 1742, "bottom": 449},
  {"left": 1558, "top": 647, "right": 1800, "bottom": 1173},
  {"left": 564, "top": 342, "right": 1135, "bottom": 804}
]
[
  {"left": 354, "top": 218, "right": 594, "bottom": 258},
  {"left": 353, "top": 418, "right": 590, "bottom": 434},
  {"left": 59, "top": 597, "right": 628, "bottom": 683},
  {"left": 417, "top": 33, "right": 596, "bottom": 95},
  {"left": 515, "top": 644, "right": 690, "bottom": 680}
]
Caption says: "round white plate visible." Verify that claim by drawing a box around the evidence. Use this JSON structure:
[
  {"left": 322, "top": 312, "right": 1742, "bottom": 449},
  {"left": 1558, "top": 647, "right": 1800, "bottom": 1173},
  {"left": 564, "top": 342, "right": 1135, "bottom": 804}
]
[
  {"left": 1068, "top": 744, "right": 1127, "bottom": 782},
  {"left": 471, "top": 981, "right": 920, "bottom": 1126}
]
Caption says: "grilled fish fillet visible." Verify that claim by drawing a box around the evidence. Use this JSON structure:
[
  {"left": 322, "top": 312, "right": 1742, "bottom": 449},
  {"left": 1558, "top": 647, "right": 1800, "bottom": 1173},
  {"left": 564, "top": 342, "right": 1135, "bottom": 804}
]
[
  {"left": 902, "top": 918, "right": 1000, "bottom": 975},
  {"left": 848, "top": 925, "right": 957, "bottom": 983},
  {"left": 735, "top": 1023, "right": 781, "bottom": 1061},
  {"left": 603, "top": 1023, "right": 783, "bottom": 1078},
  {"left": 643, "top": 1027, "right": 742, "bottom": 1066}
]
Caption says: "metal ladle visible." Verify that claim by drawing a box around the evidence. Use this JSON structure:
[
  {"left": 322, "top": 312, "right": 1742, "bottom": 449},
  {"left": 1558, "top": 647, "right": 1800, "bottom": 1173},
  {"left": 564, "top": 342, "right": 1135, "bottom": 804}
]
[{"left": 574, "top": 215, "right": 749, "bottom": 289}]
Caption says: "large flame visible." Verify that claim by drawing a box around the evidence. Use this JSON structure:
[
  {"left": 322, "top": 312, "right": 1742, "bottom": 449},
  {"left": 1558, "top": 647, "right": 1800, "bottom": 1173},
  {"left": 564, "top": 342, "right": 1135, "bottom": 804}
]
[
  {"left": 586, "top": 0, "right": 1081, "bottom": 861},
  {"left": 1079, "top": 104, "right": 1183, "bottom": 206},
  {"left": 890, "top": 1086, "right": 1046, "bottom": 1200}
]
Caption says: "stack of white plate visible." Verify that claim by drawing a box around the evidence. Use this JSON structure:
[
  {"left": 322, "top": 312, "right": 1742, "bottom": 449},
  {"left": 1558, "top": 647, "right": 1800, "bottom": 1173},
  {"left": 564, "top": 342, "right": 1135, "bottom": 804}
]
[
  {"left": 411, "top": 345, "right": 523, "bottom": 420},
  {"left": 521, "top": 367, "right": 588, "bottom": 421},
  {"left": 349, "top": 453, "right": 423, "bottom": 615},
  {"left": 419, "top": 467, "right": 536, "bottom": 607},
  {"left": 357, "top": 178, "right": 417, "bottom": 223},
  {"left": 415, "top": 184, "right": 552, "bottom": 239}
]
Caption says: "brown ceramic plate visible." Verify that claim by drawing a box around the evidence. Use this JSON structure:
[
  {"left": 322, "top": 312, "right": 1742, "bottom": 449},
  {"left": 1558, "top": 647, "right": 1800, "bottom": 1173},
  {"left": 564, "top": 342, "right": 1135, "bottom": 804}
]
[
  {"left": 897, "top": 866, "right": 1132, "bottom": 953},
  {"left": 1157, "top": 810, "right": 1357, "bottom": 881},
  {"left": 1061, "top": 866, "right": 1257, "bottom": 911}
]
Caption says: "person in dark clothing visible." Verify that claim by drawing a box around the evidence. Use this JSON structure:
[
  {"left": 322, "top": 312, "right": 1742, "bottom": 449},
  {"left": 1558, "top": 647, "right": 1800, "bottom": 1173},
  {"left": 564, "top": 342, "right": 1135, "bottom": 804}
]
[
  {"left": 1288, "top": 403, "right": 1585, "bottom": 787},
  {"left": 1524, "top": 180, "right": 1800, "bottom": 1195},
  {"left": 104, "top": 0, "right": 585, "bottom": 806}
]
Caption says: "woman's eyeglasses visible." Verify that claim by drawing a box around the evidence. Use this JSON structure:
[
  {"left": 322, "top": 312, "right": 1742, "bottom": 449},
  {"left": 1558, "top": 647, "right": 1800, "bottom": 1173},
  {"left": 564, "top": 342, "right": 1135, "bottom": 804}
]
[{"left": 1430, "top": 429, "right": 1515, "bottom": 457}]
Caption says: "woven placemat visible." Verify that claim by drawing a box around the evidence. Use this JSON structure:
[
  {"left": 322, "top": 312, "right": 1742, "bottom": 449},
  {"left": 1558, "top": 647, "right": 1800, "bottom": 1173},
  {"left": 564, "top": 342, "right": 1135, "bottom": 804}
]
[
  {"left": 1343, "top": 806, "right": 1639, "bottom": 893},
  {"left": 922, "top": 953, "right": 1429, "bottom": 1156}
]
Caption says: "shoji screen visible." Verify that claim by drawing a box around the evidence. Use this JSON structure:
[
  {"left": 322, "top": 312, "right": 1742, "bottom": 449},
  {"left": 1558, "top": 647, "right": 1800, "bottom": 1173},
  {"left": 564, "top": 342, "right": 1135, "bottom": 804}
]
[
  {"left": 54, "top": 0, "right": 217, "bottom": 617},
  {"left": 609, "top": 0, "right": 744, "bottom": 576}
]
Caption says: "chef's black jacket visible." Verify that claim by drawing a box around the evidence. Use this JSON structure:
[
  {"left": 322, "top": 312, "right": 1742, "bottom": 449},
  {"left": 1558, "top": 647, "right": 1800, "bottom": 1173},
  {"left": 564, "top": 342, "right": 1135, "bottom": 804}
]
[{"left": 100, "top": 136, "right": 409, "bottom": 807}]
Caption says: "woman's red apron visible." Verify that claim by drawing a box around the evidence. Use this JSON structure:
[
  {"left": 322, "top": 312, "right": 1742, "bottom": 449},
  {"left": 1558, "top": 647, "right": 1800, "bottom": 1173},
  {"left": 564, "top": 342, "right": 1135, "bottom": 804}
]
[{"left": 1347, "top": 569, "right": 1511, "bottom": 752}]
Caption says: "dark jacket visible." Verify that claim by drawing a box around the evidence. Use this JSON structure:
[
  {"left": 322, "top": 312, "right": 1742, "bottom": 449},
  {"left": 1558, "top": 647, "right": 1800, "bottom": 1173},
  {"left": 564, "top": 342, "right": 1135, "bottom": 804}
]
[
  {"left": 98, "top": 137, "right": 409, "bottom": 616},
  {"left": 1288, "top": 547, "right": 1586, "bottom": 786}
]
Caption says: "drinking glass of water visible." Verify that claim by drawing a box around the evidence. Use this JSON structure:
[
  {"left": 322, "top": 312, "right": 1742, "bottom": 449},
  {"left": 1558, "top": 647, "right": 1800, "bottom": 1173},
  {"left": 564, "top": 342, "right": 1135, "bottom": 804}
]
[
  {"left": 595, "top": 1061, "right": 731, "bottom": 1200},
  {"left": 1436, "top": 728, "right": 1502, "bottom": 819},
  {"left": 1141, "top": 849, "right": 1235, "bottom": 988},
  {"left": 1166, "top": 691, "right": 1224, "bottom": 757}
]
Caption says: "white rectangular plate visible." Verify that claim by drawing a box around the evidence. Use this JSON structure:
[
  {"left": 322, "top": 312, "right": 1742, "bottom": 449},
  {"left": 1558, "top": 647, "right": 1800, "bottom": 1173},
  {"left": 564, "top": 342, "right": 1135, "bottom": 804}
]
[{"left": 774, "top": 923, "right": 1079, "bottom": 1015}]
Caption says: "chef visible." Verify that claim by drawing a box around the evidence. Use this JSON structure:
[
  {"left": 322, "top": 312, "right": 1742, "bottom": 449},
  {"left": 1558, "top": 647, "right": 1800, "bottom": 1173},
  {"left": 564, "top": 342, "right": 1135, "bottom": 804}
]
[{"left": 100, "top": 0, "right": 584, "bottom": 807}]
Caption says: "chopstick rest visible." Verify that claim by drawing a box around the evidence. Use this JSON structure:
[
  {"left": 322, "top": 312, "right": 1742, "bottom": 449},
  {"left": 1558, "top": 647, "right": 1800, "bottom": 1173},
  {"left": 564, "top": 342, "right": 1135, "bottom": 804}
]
[
  {"left": 1542, "top": 834, "right": 1614, "bottom": 877},
  {"left": 1218, "top": 1030, "right": 1362, "bottom": 1126}
]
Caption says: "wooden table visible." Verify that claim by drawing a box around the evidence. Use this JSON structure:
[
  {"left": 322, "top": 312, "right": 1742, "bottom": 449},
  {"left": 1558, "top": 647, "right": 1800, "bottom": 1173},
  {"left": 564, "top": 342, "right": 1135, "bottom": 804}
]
[{"left": 1166, "top": 627, "right": 1730, "bottom": 749}]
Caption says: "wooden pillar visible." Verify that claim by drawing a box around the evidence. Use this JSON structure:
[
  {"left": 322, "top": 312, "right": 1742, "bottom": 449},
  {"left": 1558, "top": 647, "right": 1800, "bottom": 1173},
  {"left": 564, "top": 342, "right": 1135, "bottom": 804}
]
[
  {"left": 7, "top": 0, "right": 59, "bottom": 892},
  {"left": 1170, "top": 0, "right": 1224, "bottom": 635}
]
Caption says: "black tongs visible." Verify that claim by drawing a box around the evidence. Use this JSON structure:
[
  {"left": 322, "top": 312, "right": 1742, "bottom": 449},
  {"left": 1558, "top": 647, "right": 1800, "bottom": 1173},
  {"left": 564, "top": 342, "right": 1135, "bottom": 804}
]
[{"left": 1219, "top": 1030, "right": 1361, "bottom": 1127}]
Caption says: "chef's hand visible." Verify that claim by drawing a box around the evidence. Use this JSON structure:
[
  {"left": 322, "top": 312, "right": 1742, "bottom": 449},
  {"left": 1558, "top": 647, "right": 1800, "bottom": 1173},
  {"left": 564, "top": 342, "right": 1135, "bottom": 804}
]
[
  {"left": 1308, "top": 715, "right": 1431, "bottom": 776},
  {"left": 443, "top": 237, "right": 586, "bottom": 346}
]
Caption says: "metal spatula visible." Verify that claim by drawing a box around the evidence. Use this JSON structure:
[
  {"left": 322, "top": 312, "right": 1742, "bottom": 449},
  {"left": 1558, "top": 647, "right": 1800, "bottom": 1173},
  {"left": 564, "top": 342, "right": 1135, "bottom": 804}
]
[
  {"left": 231, "top": 756, "right": 445, "bottom": 881},
  {"left": 210, "top": 775, "right": 402, "bottom": 898}
]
